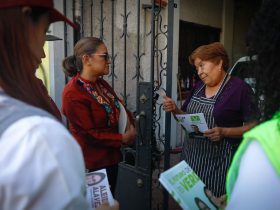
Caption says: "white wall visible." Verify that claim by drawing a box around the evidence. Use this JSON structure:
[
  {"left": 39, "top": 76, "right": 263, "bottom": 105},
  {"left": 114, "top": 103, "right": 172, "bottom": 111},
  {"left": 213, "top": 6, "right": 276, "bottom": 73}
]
[{"left": 49, "top": 0, "right": 68, "bottom": 111}]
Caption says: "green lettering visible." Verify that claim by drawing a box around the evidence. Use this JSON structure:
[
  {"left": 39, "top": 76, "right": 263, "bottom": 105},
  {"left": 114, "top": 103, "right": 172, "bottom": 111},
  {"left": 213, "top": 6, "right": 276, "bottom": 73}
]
[
  {"left": 179, "top": 171, "right": 200, "bottom": 191},
  {"left": 180, "top": 176, "right": 191, "bottom": 191},
  {"left": 168, "top": 171, "right": 186, "bottom": 185}
]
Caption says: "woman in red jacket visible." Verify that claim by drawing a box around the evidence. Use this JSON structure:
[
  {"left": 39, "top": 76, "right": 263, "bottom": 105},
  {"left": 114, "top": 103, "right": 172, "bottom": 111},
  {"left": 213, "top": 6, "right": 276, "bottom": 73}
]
[{"left": 62, "top": 37, "right": 136, "bottom": 195}]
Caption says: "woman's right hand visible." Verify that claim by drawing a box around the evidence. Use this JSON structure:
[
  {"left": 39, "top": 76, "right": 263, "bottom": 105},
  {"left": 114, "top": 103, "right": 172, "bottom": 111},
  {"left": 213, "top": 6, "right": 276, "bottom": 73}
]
[
  {"left": 122, "top": 125, "right": 136, "bottom": 144},
  {"left": 163, "top": 96, "right": 180, "bottom": 113}
]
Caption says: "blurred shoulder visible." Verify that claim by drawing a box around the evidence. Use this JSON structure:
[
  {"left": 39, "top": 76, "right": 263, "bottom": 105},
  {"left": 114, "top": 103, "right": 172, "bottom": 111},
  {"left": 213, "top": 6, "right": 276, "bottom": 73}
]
[
  {"left": 228, "top": 76, "right": 252, "bottom": 91},
  {"left": 2, "top": 116, "right": 79, "bottom": 150},
  {"left": 229, "top": 76, "right": 249, "bottom": 87}
]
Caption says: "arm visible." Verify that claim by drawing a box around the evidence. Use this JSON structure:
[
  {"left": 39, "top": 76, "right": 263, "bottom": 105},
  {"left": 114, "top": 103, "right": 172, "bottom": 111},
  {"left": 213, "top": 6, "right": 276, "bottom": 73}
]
[
  {"left": 204, "top": 121, "right": 257, "bottom": 141},
  {"left": 222, "top": 121, "right": 258, "bottom": 138},
  {"left": 63, "top": 97, "right": 135, "bottom": 147},
  {"left": 204, "top": 82, "right": 259, "bottom": 141}
]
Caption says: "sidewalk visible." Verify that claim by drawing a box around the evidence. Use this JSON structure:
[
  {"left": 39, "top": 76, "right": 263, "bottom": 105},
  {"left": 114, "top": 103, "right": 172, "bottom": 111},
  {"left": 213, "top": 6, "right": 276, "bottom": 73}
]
[{"left": 152, "top": 152, "right": 182, "bottom": 210}]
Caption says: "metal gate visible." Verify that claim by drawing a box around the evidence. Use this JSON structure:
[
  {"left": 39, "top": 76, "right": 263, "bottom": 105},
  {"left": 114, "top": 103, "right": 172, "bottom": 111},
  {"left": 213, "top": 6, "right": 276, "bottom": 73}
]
[{"left": 64, "top": 1, "right": 175, "bottom": 209}]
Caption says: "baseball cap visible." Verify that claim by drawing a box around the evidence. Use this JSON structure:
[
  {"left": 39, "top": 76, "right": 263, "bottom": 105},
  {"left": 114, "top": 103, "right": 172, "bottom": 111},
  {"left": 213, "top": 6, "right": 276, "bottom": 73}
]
[{"left": 0, "top": 0, "right": 76, "bottom": 28}]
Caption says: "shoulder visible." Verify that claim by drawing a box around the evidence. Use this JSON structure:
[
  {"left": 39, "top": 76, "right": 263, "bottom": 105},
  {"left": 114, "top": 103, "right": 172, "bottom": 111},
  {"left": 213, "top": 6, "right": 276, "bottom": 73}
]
[
  {"left": 228, "top": 76, "right": 251, "bottom": 90},
  {"left": 227, "top": 141, "right": 280, "bottom": 210},
  {"left": 0, "top": 116, "right": 87, "bottom": 209},
  {"left": 1, "top": 116, "right": 83, "bottom": 158},
  {"left": 240, "top": 141, "right": 272, "bottom": 171},
  {"left": 63, "top": 77, "right": 85, "bottom": 99},
  {"left": 0, "top": 116, "right": 84, "bottom": 185},
  {"left": 220, "top": 76, "right": 253, "bottom": 99},
  {"left": 64, "top": 77, "right": 78, "bottom": 91}
]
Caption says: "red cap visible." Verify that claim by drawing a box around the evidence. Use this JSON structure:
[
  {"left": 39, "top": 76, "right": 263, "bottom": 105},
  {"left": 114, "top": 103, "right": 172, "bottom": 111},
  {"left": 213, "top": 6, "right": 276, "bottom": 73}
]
[{"left": 0, "top": 0, "right": 76, "bottom": 28}]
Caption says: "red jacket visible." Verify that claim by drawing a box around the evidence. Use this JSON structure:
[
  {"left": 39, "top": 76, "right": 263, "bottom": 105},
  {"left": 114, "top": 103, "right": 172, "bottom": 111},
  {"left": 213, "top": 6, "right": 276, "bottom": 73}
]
[{"left": 62, "top": 75, "right": 126, "bottom": 170}]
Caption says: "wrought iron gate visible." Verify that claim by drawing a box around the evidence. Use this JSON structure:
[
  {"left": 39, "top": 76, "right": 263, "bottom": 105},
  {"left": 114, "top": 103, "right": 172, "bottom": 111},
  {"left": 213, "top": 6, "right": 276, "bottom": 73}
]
[{"left": 64, "top": 1, "right": 175, "bottom": 209}]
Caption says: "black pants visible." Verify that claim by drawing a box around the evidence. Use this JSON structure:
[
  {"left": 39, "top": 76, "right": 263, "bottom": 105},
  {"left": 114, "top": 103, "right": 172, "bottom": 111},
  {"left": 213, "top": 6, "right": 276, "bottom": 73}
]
[{"left": 89, "top": 164, "right": 119, "bottom": 196}]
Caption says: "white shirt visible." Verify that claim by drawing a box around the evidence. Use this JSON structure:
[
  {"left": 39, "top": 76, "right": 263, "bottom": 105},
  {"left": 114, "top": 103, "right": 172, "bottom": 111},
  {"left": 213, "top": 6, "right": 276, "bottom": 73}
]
[
  {"left": 226, "top": 141, "right": 280, "bottom": 210},
  {"left": 0, "top": 116, "right": 90, "bottom": 210}
]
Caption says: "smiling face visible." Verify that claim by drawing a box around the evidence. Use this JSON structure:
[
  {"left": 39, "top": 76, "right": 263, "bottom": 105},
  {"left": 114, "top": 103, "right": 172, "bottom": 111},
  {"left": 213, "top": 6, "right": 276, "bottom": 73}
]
[{"left": 194, "top": 57, "right": 224, "bottom": 87}]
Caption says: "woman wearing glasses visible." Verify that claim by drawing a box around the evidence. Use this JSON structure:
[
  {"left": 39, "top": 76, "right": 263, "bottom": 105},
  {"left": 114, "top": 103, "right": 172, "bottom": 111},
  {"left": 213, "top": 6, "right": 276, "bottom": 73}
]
[{"left": 62, "top": 37, "right": 136, "bottom": 195}]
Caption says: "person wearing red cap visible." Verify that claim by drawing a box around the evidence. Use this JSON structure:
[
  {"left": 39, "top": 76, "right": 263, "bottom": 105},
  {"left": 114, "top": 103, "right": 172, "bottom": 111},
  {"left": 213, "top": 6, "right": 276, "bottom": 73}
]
[{"left": 0, "top": 1, "right": 119, "bottom": 210}]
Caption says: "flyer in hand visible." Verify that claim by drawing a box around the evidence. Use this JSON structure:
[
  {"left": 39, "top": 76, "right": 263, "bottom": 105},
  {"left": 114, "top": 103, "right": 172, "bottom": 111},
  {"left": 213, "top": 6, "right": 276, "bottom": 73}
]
[
  {"left": 86, "top": 169, "right": 114, "bottom": 210},
  {"left": 175, "top": 113, "right": 208, "bottom": 135},
  {"left": 159, "top": 161, "right": 218, "bottom": 210}
]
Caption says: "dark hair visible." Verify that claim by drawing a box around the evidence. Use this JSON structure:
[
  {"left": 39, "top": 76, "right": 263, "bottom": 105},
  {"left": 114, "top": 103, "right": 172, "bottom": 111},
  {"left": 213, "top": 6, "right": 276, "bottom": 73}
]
[
  {"left": 30, "top": 7, "right": 49, "bottom": 22},
  {"left": 62, "top": 37, "right": 104, "bottom": 77},
  {"left": 189, "top": 42, "right": 229, "bottom": 72},
  {"left": 247, "top": 0, "right": 280, "bottom": 120},
  {"left": 0, "top": 7, "right": 60, "bottom": 120}
]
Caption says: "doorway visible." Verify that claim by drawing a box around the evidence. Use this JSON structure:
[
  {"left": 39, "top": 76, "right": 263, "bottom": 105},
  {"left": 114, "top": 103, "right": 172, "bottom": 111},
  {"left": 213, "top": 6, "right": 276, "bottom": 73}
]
[{"left": 178, "top": 20, "right": 221, "bottom": 100}]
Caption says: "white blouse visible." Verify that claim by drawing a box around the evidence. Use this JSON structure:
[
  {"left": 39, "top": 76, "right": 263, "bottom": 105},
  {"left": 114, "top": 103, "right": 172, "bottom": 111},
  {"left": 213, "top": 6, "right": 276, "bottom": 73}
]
[{"left": 0, "top": 116, "right": 90, "bottom": 210}]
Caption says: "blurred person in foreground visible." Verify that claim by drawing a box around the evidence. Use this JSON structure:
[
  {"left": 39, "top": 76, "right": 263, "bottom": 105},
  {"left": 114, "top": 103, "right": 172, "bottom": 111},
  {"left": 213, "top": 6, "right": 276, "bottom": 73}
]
[
  {"left": 0, "top": 0, "right": 118, "bottom": 209},
  {"left": 225, "top": 0, "right": 280, "bottom": 209},
  {"left": 163, "top": 42, "right": 258, "bottom": 200},
  {"left": 36, "top": 35, "right": 63, "bottom": 120},
  {"left": 36, "top": 77, "right": 62, "bottom": 120},
  {"left": 61, "top": 37, "right": 136, "bottom": 195}
]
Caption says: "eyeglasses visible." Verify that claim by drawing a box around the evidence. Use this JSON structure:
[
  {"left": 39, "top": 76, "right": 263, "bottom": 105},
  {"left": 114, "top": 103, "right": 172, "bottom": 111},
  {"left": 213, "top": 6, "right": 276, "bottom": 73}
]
[{"left": 92, "top": 53, "right": 110, "bottom": 61}]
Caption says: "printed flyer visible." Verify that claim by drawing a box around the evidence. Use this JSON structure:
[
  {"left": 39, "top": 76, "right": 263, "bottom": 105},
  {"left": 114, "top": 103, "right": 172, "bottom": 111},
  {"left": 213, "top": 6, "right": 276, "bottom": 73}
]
[
  {"left": 176, "top": 113, "right": 208, "bottom": 137},
  {"left": 159, "top": 161, "right": 218, "bottom": 210},
  {"left": 86, "top": 169, "right": 114, "bottom": 210}
]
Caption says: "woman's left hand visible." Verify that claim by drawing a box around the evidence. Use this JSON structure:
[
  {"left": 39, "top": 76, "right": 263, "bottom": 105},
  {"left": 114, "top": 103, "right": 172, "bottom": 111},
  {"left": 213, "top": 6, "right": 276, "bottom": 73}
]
[{"left": 204, "top": 127, "right": 224, "bottom": 141}]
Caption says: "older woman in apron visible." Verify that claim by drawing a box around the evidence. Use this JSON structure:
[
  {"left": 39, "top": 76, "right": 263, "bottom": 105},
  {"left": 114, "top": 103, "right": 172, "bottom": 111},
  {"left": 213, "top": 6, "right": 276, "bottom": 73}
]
[{"left": 163, "top": 42, "right": 258, "bottom": 199}]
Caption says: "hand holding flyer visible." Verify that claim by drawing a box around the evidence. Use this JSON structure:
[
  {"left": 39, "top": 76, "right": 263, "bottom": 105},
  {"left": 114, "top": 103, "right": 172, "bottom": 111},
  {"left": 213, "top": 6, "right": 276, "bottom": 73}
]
[
  {"left": 86, "top": 169, "right": 114, "bottom": 210},
  {"left": 159, "top": 161, "right": 218, "bottom": 210},
  {"left": 176, "top": 113, "right": 208, "bottom": 135}
]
